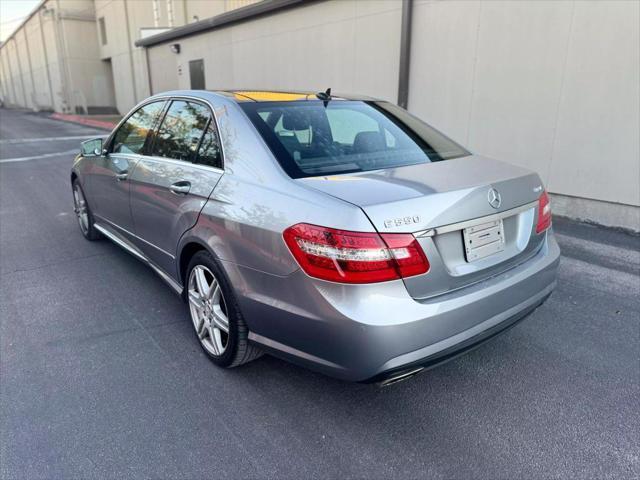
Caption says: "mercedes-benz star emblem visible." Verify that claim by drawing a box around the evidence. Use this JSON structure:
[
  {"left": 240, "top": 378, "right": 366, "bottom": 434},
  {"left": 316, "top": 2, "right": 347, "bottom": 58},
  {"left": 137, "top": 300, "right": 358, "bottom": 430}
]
[{"left": 488, "top": 188, "right": 502, "bottom": 209}]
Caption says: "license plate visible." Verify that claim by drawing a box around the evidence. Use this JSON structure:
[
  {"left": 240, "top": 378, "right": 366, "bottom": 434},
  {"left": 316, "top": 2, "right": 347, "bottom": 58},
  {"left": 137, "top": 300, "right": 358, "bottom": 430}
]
[{"left": 463, "top": 219, "right": 505, "bottom": 262}]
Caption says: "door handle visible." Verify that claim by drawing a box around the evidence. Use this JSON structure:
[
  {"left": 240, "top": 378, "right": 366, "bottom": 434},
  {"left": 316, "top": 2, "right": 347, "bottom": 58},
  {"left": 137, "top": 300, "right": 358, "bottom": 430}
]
[
  {"left": 169, "top": 181, "right": 191, "bottom": 195},
  {"left": 115, "top": 172, "right": 128, "bottom": 181}
]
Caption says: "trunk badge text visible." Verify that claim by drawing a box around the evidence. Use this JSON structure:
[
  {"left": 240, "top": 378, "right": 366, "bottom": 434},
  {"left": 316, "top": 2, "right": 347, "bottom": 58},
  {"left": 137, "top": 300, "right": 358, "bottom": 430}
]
[
  {"left": 488, "top": 188, "right": 502, "bottom": 209},
  {"left": 384, "top": 216, "right": 421, "bottom": 228}
]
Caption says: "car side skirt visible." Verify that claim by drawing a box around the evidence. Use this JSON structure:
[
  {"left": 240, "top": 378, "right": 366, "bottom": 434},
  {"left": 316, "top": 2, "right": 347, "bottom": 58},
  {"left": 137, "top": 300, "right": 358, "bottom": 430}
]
[{"left": 93, "top": 222, "right": 183, "bottom": 295}]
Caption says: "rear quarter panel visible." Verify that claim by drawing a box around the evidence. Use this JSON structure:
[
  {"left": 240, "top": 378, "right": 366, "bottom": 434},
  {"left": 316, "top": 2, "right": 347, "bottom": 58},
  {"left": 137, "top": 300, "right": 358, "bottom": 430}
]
[
  {"left": 184, "top": 169, "right": 375, "bottom": 277},
  {"left": 180, "top": 95, "right": 375, "bottom": 278}
]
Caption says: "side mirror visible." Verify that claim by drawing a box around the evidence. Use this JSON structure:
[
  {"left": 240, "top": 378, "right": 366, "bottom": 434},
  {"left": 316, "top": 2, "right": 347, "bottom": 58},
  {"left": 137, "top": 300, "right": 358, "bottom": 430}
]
[{"left": 81, "top": 138, "right": 104, "bottom": 157}]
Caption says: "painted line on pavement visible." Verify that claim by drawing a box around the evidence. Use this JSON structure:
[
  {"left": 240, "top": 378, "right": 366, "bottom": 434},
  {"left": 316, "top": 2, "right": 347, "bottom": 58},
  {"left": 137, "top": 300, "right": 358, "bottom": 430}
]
[
  {"left": 0, "top": 149, "right": 78, "bottom": 164},
  {"left": 0, "top": 135, "right": 100, "bottom": 144}
]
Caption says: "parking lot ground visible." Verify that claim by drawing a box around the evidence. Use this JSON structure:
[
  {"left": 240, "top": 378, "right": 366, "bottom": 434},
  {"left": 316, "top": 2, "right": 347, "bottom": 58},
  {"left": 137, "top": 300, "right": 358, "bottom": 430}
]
[{"left": 1, "top": 108, "right": 639, "bottom": 479}]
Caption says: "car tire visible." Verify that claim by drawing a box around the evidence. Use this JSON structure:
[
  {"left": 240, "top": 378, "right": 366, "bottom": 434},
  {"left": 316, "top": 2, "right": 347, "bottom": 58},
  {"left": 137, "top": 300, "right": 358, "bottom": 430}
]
[
  {"left": 186, "top": 250, "right": 262, "bottom": 368},
  {"left": 72, "top": 179, "right": 102, "bottom": 241}
]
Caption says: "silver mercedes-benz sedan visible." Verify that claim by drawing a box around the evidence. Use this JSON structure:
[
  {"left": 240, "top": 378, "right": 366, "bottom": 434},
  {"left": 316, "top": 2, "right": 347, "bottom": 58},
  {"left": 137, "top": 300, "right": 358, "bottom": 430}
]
[{"left": 71, "top": 89, "right": 560, "bottom": 384}]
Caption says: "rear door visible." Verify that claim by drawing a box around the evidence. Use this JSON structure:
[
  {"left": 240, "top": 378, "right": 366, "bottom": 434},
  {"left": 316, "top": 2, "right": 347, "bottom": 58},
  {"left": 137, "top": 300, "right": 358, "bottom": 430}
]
[
  {"left": 128, "top": 99, "right": 223, "bottom": 275},
  {"left": 90, "top": 100, "right": 165, "bottom": 234}
]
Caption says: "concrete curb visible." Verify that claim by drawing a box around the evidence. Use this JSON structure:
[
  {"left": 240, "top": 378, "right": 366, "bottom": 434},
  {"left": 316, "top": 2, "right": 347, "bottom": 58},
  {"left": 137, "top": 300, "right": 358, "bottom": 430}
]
[
  {"left": 550, "top": 193, "right": 639, "bottom": 234},
  {"left": 50, "top": 113, "right": 117, "bottom": 131}
]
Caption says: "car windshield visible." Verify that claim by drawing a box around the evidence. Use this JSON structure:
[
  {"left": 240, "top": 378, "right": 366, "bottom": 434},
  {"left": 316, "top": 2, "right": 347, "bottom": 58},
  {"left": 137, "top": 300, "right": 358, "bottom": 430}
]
[{"left": 240, "top": 100, "right": 470, "bottom": 179}]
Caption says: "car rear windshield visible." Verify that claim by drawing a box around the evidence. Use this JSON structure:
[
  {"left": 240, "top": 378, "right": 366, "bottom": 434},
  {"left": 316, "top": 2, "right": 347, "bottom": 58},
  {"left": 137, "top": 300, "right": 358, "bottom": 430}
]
[{"left": 239, "top": 100, "right": 469, "bottom": 179}]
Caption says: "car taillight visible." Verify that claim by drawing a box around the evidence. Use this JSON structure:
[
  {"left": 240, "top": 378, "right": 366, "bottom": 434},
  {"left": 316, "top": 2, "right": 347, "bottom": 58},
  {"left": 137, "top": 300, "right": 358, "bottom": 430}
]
[
  {"left": 283, "top": 223, "right": 429, "bottom": 284},
  {"left": 536, "top": 191, "right": 552, "bottom": 234}
]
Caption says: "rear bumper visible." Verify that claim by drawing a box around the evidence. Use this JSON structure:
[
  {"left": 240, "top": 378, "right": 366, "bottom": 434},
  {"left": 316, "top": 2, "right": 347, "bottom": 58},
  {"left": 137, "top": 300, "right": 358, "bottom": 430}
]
[
  {"left": 367, "top": 290, "right": 552, "bottom": 384},
  {"left": 232, "top": 232, "right": 561, "bottom": 382}
]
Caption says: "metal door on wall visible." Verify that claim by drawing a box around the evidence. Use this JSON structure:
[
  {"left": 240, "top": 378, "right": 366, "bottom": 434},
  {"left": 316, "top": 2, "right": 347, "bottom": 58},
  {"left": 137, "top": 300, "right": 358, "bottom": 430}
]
[{"left": 189, "top": 59, "right": 205, "bottom": 90}]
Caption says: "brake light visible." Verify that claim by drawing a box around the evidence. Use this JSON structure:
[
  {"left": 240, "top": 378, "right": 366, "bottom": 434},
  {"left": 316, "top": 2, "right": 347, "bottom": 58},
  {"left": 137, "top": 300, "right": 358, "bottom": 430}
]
[
  {"left": 536, "top": 191, "right": 552, "bottom": 234},
  {"left": 283, "top": 223, "right": 429, "bottom": 284}
]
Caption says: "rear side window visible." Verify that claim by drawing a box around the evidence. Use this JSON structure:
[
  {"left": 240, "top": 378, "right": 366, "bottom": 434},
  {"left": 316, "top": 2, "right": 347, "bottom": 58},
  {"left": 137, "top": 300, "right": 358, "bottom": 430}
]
[
  {"left": 112, "top": 101, "right": 164, "bottom": 154},
  {"left": 196, "top": 123, "right": 223, "bottom": 169},
  {"left": 240, "top": 100, "right": 469, "bottom": 178},
  {"left": 152, "top": 100, "right": 210, "bottom": 162}
]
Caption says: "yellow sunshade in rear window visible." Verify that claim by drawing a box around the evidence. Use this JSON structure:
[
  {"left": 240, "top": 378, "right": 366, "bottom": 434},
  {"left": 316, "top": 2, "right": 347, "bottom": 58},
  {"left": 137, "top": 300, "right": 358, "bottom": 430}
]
[{"left": 233, "top": 91, "right": 310, "bottom": 102}]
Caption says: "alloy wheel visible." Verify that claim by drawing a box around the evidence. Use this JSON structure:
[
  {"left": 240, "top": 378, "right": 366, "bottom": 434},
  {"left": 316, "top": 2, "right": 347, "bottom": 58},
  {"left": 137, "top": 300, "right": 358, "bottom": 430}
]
[{"left": 188, "top": 265, "right": 230, "bottom": 356}]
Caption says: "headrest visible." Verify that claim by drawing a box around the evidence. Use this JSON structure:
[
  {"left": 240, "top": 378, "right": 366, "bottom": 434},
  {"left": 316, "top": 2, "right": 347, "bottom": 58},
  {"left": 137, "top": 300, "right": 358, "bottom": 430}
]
[
  {"left": 353, "top": 131, "right": 385, "bottom": 153},
  {"left": 282, "top": 110, "right": 311, "bottom": 131}
]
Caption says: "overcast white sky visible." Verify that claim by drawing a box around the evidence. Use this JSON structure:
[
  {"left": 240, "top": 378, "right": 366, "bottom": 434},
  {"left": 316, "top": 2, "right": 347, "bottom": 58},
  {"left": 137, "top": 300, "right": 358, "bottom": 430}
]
[{"left": 1, "top": 0, "right": 41, "bottom": 42}]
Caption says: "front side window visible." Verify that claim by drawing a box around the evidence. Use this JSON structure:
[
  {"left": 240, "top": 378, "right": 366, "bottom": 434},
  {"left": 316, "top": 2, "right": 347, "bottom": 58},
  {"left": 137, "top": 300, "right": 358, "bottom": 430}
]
[
  {"left": 240, "top": 100, "right": 469, "bottom": 178},
  {"left": 111, "top": 101, "right": 164, "bottom": 154},
  {"left": 151, "top": 100, "right": 210, "bottom": 162}
]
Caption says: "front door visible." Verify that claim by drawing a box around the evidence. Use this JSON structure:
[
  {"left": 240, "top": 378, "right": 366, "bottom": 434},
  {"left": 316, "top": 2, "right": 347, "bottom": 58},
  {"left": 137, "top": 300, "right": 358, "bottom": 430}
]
[
  {"left": 128, "top": 99, "right": 223, "bottom": 275},
  {"left": 189, "top": 59, "right": 205, "bottom": 90},
  {"left": 90, "top": 100, "right": 165, "bottom": 235}
]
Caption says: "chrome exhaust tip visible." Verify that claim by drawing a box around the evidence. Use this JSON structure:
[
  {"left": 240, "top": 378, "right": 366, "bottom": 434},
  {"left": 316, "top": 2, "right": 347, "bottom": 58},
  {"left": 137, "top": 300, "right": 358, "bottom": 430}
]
[{"left": 378, "top": 367, "right": 424, "bottom": 387}]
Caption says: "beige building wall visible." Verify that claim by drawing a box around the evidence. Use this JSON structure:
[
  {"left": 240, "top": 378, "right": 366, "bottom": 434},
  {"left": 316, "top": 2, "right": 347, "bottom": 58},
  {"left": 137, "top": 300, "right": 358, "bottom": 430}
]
[
  {"left": 14, "top": 27, "right": 36, "bottom": 109},
  {"left": 148, "top": 40, "right": 180, "bottom": 93},
  {"left": 148, "top": 0, "right": 402, "bottom": 102},
  {"left": 2, "top": 39, "right": 26, "bottom": 107},
  {"left": 0, "top": 59, "right": 8, "bottom": 104},
  {"left": 181, "top": 0, "right": 231, "bottom": 24},
  {"left": 93, "top": 0, "right": 260, "bottom": 115},
  {"left": 94, "top": 0, "right": 143, "bottom": 114},
  {"left": 409, "top": 0, "right": 639, "bottom": 224},
  {"left": 4, "top": 29, "right": 33, "bottom": 108},
  {"left": 0, "top": 0, "right": 265, "bottom": 114},
  {"left": 180, "top": 1, "right": 261, "bottom": 23},
  {"left": 0, "top": 0, "right": 637, "bottom": 228},
  {"left": 23, "top": 14, "right": 52, "bottom": 109},
  {"left": 59, "top": 0, "right": 116, "bottom": 112},
  {"left": 142, "top": 0, "right": 638, "bottom": 229},
  {"left": 40, "top": 7, "right": 66, "bottom": 112},
  {"left": 0, "top": 0, "right": 114, "bottom": 113}
]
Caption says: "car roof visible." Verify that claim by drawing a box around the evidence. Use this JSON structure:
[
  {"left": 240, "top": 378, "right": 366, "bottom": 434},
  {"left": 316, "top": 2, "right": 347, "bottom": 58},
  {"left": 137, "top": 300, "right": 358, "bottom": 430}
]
[
  {"left": 212, "top": 89, "right": 379, "bottom": 103},
  {"left": 144, "top": 89, "right": 381, "bottom": 108}
]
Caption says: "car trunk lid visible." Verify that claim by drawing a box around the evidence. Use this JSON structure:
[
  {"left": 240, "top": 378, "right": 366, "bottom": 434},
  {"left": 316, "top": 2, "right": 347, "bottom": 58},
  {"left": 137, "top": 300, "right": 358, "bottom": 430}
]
[{"left": 297, "top": 155, "right": 547, "bottom": 299}]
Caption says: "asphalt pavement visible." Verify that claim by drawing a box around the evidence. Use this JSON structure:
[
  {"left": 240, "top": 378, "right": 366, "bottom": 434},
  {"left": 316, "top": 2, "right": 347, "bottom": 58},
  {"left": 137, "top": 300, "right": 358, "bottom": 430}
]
[{"left": 1, "top": 108, "right": 638, "bottom": 479}]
